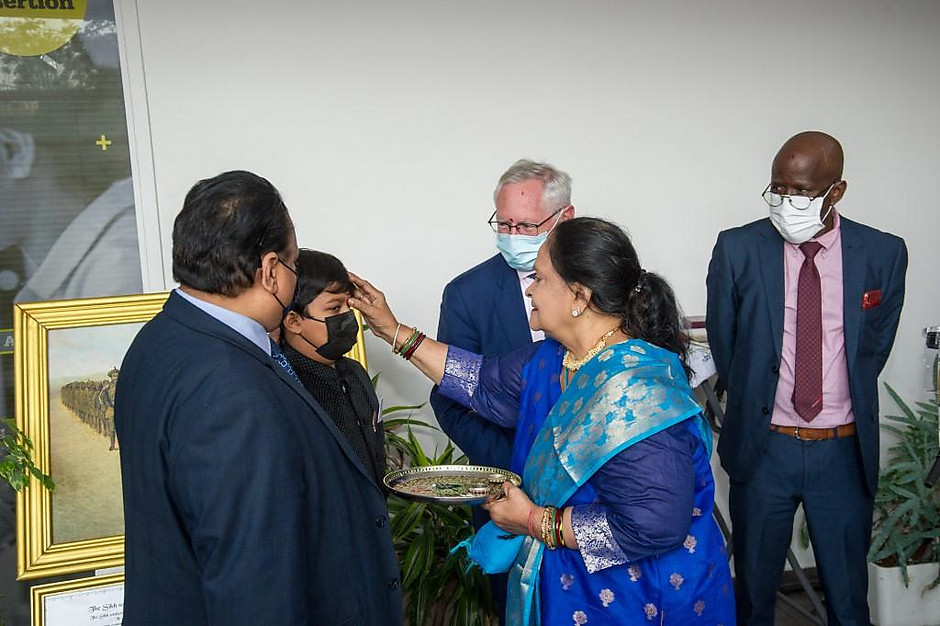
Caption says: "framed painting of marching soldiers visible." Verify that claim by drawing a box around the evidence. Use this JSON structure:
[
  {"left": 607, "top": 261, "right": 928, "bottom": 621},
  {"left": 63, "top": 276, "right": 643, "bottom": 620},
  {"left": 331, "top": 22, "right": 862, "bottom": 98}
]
[{"left": 14, "top": 292, "right": 168, "bottom": 579}]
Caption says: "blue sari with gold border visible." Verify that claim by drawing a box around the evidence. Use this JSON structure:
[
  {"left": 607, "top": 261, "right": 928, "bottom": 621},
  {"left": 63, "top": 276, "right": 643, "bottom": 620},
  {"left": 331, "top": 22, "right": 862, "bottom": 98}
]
[{"left": 505, "top": 339, "right": 734, "bottom": 626}]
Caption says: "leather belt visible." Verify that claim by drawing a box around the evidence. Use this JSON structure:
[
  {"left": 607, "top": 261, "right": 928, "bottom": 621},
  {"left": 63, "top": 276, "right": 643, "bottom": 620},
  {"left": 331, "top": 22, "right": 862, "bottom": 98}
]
[{"left": 769, "top": 423, "right": 856, "bottom": 441}]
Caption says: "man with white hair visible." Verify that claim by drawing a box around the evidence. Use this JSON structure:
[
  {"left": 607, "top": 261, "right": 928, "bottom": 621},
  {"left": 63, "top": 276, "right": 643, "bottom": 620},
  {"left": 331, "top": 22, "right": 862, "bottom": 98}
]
[{"left": 429, "top": 159, "right": 574, "bottom": 620}]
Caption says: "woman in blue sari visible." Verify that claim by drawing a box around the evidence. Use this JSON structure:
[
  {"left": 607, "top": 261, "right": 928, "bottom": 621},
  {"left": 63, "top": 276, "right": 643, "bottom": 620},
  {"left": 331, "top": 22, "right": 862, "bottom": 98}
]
[{"left": 351, "top": 217, "right": 734, "bottom": 625}]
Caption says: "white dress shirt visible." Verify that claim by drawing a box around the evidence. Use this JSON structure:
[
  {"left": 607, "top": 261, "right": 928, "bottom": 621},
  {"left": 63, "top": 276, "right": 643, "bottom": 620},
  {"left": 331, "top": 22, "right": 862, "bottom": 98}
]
[{"left": 517, "top": 269, "right": 544, "bottom": 342}]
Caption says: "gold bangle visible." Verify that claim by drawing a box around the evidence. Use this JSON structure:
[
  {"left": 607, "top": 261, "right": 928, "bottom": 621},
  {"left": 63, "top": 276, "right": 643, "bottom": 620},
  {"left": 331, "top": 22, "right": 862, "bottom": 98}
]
[
  {"left": 394, "top": 328, "right": 419, "bottom": 355},
  {"left": 390, "top": 323, "right": 403, "bottom": 353},
  {"left": 541, "top": 506, "right": 557, "bottom": 549}
]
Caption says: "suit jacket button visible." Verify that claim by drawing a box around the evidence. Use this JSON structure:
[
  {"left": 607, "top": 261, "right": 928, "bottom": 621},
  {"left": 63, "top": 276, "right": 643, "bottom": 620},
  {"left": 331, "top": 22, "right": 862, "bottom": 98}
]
[
  {"left": 388, "top": 578, "right": 400, "bottom": 590},
  {"left": 762, "top": 406, "right": 769, "bottom": 414},
  {"left": 375, "top": 515, "right": 387, "bottom": 527},
  {"left": 771, "top": 365, "right": 779, "bottom": 374}
]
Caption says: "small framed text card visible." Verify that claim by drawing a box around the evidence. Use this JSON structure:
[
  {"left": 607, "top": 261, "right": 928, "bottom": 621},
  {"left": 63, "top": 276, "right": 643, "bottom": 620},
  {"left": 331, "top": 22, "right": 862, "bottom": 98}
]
[{"left": 30, "top": 573, "right": 124, "bottom": 626}]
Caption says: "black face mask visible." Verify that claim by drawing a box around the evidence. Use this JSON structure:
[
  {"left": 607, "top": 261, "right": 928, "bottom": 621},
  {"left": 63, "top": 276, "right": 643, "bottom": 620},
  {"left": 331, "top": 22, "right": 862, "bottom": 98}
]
[
  {"left": 272, "top": 257, "right": 299, "bottom": 324},
  {"left": 299, "top": 309, "right": 359, "bottom": 361},
  {"left": 273, "top": 289, "right": 297, "bottom": 322}
]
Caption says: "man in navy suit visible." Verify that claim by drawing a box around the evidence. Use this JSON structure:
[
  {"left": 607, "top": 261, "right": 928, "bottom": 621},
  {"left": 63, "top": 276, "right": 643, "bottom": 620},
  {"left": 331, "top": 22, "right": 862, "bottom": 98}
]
[
  {"left": 430, "top": 159, "right": 575, "bottom": 467},
  {"left": 706, "top": 132, "right": 907, "bottom": 626},
  {"left": 115, "top": 171, "right": 402, "bottom": 625},
  {"left": 429, "top": 159, "right": 574, "bottom": 619}
]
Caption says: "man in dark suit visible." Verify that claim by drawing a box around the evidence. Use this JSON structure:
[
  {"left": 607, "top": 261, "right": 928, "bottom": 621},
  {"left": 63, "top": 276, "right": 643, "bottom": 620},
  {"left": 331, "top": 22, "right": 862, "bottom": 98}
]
[
  {"left": 115, "top": 171, "right": 402, "bottom": 625},
  {"left": 429, "top": 159, "right": 574, "bottom": 619},
  {"left": 706, "top": 132, "right": 907, "bottom": 626}
]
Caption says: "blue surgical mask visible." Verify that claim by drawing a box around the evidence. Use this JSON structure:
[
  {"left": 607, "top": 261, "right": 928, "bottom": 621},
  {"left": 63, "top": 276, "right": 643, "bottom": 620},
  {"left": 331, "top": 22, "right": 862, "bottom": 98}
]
[{"left": 495, "top": 232, "right": 547, "bottom": 271}]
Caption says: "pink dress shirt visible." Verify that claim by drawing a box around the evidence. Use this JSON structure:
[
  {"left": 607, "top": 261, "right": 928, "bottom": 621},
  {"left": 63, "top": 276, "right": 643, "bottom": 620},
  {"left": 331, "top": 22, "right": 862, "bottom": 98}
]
[{"left": 772, "top": 210, "right": 855, "bottom": 427}]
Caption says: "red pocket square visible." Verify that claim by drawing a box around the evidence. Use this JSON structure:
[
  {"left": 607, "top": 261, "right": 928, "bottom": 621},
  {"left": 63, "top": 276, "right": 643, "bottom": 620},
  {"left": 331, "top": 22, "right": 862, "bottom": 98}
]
[{"left": 862, "top": 289, "right": 882, "bottom": 309}]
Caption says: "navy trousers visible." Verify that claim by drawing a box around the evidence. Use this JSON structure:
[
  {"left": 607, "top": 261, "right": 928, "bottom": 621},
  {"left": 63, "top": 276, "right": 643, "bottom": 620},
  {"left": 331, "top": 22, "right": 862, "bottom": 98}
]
[{"left": 729, "top": 430, "right": 873, "bottom": 626}]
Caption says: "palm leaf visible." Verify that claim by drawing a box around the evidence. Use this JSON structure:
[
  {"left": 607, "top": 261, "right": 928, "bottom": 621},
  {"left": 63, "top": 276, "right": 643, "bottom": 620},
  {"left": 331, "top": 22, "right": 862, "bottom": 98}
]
[
  {"left": 379, "top": 399, "right": 495, "bottom": 625},
  {"left": 869, "top": 383, "right": 940, "bottom": 591}
]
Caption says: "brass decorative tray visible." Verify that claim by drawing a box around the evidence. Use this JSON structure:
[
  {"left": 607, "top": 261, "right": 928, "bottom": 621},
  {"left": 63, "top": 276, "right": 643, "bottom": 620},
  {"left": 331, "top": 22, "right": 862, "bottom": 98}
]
[{"left": 383, "top": 465, "right": 521, "bottom": 505}]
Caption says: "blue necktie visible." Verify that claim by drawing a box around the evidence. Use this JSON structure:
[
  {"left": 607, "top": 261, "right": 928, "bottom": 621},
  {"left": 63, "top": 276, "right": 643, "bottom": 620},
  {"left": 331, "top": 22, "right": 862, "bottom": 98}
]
[{"left": 270, "top": 339, "right": 300, "bottom": 383}]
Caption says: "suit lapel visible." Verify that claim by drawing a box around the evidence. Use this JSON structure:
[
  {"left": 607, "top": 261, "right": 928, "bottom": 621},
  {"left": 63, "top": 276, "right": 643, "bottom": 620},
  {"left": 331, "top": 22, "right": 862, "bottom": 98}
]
[
  {"left": 840, "top": 218, "right": 867, "bottom": 369},
  {"left": 165, "top": 293, "right": 383, "bottom": 492},
  {"left": 757, "top": 220, "right": 785, "bottom": 359},
  {"left": 495, "top": 259, "right": 533, "bottom": 346},
  {"left": 266, "top": 354, "right": 384, "bottom": 490}
]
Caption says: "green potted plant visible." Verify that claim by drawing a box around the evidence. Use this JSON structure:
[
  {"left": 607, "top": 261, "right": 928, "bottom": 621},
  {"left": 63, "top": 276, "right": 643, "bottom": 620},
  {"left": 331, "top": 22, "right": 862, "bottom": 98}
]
[
  {"left": 381, "top": 403, "right": 496, "bottom": 626},
  {"left": 867, "top": 383, "right": 939, "bottom": 626},
  {"left": 0, "top": 419, "right": 55, "bottom": 493},
  {"left": 0, "top": 418, "right": 55, "bottom": 626}
]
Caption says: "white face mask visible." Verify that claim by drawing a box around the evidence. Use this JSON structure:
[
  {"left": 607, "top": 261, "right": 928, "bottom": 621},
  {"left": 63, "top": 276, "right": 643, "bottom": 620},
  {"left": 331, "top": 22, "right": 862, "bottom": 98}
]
[{"left": 767, "top": 184, "right": 835, "bottom": 244}]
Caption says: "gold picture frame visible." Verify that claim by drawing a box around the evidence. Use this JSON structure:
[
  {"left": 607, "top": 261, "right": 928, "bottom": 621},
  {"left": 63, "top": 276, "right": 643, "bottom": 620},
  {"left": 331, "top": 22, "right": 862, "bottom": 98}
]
[
  {"left": 15, "top": 292, "right": 369, "bottom": 580},
  {"left": 30, "top": 572, "right": 125, "bottom": 626},
  {"left": 15, "top": 293, "right": 170, "bottom": 580},
  {"left": 348, "top": 309, "right": 369, "bottom": 370}
]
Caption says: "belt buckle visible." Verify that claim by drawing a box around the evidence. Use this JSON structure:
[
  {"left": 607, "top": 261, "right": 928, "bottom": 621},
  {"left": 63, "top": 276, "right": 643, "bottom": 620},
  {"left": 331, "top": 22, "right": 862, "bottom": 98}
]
[{"left": 793, "top": 426, "right": 803, "bottom": 441}]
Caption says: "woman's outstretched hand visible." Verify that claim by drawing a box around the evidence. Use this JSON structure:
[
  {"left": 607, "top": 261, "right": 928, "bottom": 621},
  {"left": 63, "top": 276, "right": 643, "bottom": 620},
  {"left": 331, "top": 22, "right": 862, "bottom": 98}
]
[
  {"left": 483, "top": 482, "right": 536, "bottom": 536},
  {"left": 349, "top": 271, "right": 450, "bottom": 385},
  {"left": 348, "top": 272, "right": 400, "bottom": 343}
]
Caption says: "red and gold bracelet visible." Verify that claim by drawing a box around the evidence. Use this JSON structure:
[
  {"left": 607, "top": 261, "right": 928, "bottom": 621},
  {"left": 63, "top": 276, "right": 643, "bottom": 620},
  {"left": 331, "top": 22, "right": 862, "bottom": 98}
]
[{"left": 541, "top": 506, "right": 558, "bottom": 549}]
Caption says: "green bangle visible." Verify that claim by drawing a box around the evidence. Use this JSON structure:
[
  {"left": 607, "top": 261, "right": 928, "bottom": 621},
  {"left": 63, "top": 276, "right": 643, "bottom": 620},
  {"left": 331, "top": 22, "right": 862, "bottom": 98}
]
[
  {"left": 395, "top": 328, "right": 418, "bottom": 355},
  {"left": 399, "top": 330, "right": 419, "bottom": 356}
]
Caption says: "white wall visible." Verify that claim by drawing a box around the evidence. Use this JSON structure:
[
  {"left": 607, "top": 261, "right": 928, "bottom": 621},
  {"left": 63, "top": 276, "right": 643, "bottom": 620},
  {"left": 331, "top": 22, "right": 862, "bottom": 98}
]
[{"left": 126, "top": 0, "right": 939, "bottom": 476}]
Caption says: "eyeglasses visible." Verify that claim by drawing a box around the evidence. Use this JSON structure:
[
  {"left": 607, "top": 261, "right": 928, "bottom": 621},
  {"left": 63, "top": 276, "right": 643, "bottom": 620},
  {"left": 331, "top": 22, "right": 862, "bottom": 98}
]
[
  {"left": 762, "top": 181, "right": 838, "bottom": 211},
  {"left": 487, "top": 206, "right": 568, "bottom": 235}
]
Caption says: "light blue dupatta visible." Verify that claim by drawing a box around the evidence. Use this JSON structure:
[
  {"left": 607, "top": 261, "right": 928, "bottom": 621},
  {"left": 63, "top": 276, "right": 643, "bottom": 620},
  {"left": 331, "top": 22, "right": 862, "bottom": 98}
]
[{"left": 505, "top": 340, "right": 705, "bottom": 626}]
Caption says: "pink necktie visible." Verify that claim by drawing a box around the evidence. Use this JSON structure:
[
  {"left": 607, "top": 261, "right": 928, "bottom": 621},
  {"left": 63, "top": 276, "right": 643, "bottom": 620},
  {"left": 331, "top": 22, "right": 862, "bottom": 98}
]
[{"left": 793, "top": 241, "right": 823, "bottom": 422}]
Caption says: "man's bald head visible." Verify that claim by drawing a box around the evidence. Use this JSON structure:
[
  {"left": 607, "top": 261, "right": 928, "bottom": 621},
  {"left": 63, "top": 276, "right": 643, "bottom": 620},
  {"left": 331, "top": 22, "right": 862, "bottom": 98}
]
[
  {"left": 767, "top": 130, "right": 848, "bottom": 238},
  {"left": 773, "top": 131, "right": 844, "bottom": 183}
]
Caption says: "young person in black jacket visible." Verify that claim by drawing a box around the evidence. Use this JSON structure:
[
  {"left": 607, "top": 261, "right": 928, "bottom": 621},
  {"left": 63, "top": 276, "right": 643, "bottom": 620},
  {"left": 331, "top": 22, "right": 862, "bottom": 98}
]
[{"left": 281, "top": 249, "right": 386, "bottom": 489}]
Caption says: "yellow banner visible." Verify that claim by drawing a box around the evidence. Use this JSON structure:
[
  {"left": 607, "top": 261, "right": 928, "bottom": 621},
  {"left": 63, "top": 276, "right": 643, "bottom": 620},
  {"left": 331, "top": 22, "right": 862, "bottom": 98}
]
[{"left": 0, "top": 0, "right": 88, "bottom": 57}]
